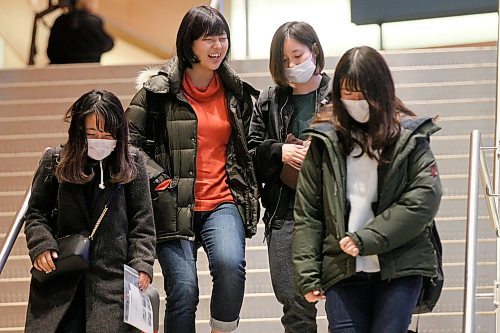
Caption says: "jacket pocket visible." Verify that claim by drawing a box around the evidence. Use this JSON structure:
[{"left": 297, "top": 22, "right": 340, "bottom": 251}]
[{"left": 151, "top": 177, "right": 178, "bottom": 234}]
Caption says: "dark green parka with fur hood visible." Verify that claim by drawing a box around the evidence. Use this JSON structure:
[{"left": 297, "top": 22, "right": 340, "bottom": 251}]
[
  {"left": 293, "top": 117, "right": 442, "bottom": 296},
  {"left": 126, "top": 57, "right": 260, "bottom": 243}
]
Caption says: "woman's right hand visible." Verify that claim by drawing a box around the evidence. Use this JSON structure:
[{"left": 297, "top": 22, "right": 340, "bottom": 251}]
[
  {"left": 304, "top": 290, "right": 326, "bottom": 303},
  {"left": 33, "top": 250, "right": 58, "bottom": 273},
  {"left": 282, "top": 143, "right": 309, "bottom": 170}
]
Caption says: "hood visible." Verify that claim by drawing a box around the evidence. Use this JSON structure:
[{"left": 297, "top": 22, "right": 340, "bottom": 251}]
[
  {"left": 397, "top": 116, "right": 441, "bottom": 153},
  {"left": 135, "top": 66, "right": 163, "bottom": 91},
  {"left": 304, "top": 115, "right": 440, "bottom": 157}
]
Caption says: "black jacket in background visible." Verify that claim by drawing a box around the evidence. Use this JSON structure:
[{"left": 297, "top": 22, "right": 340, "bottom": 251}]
[
  {"left": 47, "top": 9, "right": 114, "bottom": 64},
  {"left": 248, "top": 73, "right": 332, "bottom": 230}
]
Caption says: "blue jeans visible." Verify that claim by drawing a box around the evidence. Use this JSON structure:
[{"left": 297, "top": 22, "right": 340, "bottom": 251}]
[
  {"left": 267, "top": 216, "right": 317, "bottom": 332},
  {"left": 157, "top": 203, "right": 246, "bottom": 333},
  {"left": 325, "top": 273, "right": 423, "bottom": 333}
]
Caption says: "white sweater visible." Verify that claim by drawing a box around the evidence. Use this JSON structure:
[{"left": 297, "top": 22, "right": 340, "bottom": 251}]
[{"left": 346, "top": 145, "right": 380, "bottom": 272}]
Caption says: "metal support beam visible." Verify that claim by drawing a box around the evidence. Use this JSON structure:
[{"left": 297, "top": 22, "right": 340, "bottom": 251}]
[
  {"left": 494, "top": 1, "right": 500, "bottom": 330},
  {"left": 463, "top": 130, "right": 481, "bottom": 333}
]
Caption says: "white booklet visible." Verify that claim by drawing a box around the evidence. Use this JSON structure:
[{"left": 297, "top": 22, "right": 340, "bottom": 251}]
[{"left": 123, "top": 264, "right": 153, "bottom": 333}]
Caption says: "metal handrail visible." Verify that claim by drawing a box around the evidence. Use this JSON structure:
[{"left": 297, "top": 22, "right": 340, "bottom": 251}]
[
  {"left": 0, "top": 188, "right": 31, "bottom": 274},
  {"left": 28, "top": 0, "right": 61, "bottom": 65},
  {"left": 464, "top": 130, "right": 500, "bottom": 333},
  {"left": 0, "top": 147, "right": 50, "bottom": 274}
]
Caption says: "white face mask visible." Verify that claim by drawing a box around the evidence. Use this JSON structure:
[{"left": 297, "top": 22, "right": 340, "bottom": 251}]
[
  {"left": 87, "top": 139, "right": 117, "bottom": 161},
  {"left": 284, "top": 56, "right": 316, "bottom": 84},
  {"left": 341, "top": 99, "right": 370, "bottom": 123}
]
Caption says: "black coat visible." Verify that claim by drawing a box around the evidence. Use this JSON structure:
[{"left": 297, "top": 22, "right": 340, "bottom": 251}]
[
  {"left": 126, "top": 58, "right": 261, "bottom": 242},
  {"left": 24, "top": 147, "right": 156, "bottom": 333},
  {"left": 248, "top": 73, "right": 332, "bottom": 229},
  {"left": 47, "top": 9, "right": 114, "bottom": 64}
]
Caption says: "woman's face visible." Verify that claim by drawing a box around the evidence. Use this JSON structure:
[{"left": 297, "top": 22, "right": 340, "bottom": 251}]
[
  {"left": 191, "top": 32, "right": 228, "bottom": 71},
  {"left": 340, "top": 80, "right": 365, "bottom": 101},
  {"left": 282, "top": 37, "right": 314, "bottom": 69},
  {"left": 85, "top": 113, "right": 114, "bottom": 140}
]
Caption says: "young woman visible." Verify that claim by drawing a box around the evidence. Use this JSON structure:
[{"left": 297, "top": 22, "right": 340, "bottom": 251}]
[
  {"left": 292, "top": 46, "right": 443, "bottom": 332},
  {"left": 126, "top": 5, "right": 260, "bottom": 333},
  {"left": 24, "top": 89, "right": 156, "bottom": 332},
  {"left": 248, "top": 21, "right": 332, "bottom": 333}
]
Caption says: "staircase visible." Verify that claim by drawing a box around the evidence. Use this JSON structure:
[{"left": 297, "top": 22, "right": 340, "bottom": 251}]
[{"left": 0, "top": 47, "right": 498, "bottom": 332}]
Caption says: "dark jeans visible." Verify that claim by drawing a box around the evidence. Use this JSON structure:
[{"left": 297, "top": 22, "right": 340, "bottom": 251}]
[
  {"left": 267, "top": 216, "right": 317, "bottom": 333},
  {"left": 157, "top": 203, "right": 246, "bottom": 333},
  {"left": 325, "top": 272, "right": 423, "bottom": 333}
]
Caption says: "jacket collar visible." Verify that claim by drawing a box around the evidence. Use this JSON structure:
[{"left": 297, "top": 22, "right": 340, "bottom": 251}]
[
  {"left": 139, "top": 57, "right": 250, "bottom": 99},
  {"left": 306, "top": 116, "right": 440, "bottom": 151},
  {"left": 275, "top": 72, "right": 332, "bottom": 105},
  {"left": 394, "top": 116, "right": 441, "bottom": 158},
  {"left": 317, "top": 73, "right": 333, "bottom": 104}
]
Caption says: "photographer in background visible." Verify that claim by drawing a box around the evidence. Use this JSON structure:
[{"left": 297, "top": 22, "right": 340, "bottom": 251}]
[{"left": 47, "top": 0, "right": 114, "bottom": 64}]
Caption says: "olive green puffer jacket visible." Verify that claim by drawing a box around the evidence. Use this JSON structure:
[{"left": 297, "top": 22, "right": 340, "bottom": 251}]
[
  {"left": 126, "top": 57, "right": 260, "bottom": 243},
  {"left": 292, "top": 117, "right": 442, "bottom": 296}
]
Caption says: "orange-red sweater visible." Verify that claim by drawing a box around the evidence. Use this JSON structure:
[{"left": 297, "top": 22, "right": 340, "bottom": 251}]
[{"left": 181, "top": 72, "right": 234, "bottom": 211}]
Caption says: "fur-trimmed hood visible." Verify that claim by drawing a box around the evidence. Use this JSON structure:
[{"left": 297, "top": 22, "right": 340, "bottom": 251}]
[{"left": 135, "top": 66, "right": 163, "bottom": 91}]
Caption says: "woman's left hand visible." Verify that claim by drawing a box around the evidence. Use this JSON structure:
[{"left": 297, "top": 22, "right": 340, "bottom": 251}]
[
  {"left": 339, "top": 236, "right": 359, "bottom": 257},
  {"left": 138, "top": 271, "right": 151, "bottom": 291}
]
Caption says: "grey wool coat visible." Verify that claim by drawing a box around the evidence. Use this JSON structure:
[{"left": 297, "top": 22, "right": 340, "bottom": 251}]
[{"left": 24, "top": 146, "right": 156, "bottom": 333}]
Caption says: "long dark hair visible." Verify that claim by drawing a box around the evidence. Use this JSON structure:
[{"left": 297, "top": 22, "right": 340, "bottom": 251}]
[
  {"left": 331, "top": 46, "right": 415, "bottom": 161},
  {"left": 55, "top": 89, "right": 137, "bottom": 184}
]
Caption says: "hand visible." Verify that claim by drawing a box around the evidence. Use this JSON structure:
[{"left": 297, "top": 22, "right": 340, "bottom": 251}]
[
  {"left": 304, "top": 290, "right": 326, "bottom": 303},
  {"left": 339, "top": 236, "right": 359, "bottom": 257},
  {"left": 138, "top": 271, "right": 151, "bottom": 291},
  {"left": 33, "top": 250, "right": 58, "bottom": 273},
  {"left": 282, "top": 143, "right": 309, "bottom": 170}
]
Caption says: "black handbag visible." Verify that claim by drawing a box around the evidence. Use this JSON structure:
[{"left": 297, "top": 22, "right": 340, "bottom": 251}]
[
  {"left": 31, "top": 234, "right": 90, "bottom": 283},
  {"left": 413, "top": 221, "right": 444, "bottom": 314},
  {"left": 30, "top": 190, "right": 113, "bottom": 284}
]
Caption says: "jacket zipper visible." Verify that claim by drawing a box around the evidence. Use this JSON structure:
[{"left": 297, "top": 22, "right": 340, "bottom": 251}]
[
  {"left": 266, "top": 96, "right": 290, "bottom": 234},
  {"left": 177, "top": 92, "right": 197, "bottom": 242}
]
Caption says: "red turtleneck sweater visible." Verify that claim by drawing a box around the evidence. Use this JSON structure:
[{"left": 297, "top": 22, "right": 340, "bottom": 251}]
[{"left": 181, "top": 72, "right": 234, "bottom": 211}]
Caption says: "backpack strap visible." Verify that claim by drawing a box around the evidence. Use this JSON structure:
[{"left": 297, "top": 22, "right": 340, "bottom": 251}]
[
  {"left": 144, "top": 89, "right": 172, "bottom": 177},
  {"left": 51, "top": 146, "right": 61, "bottom": 171},
  {"left": 144, "top": 90, "right": 158, "bottom": 158},
  {"left": 45, "top": 146, "right": 61, "bottom": 235}
]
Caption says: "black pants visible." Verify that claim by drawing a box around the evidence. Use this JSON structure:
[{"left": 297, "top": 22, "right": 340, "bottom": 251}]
[{"left": 56, "top": 281, "right": 85, "bottom": 333}]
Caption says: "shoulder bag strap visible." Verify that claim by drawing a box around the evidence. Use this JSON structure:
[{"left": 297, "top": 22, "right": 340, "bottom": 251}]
[{"left": 88, "top": 185, "right": 119, "bottom": 240}]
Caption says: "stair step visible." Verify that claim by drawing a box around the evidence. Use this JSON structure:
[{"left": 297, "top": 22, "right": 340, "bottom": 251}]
[
  {"left": 0, "top": 292, "right": 494, "bottom": 330},
  {"left": 230, "top": 47, "right": 497, "bottom": 74},
  {"left": 0, "top": 97, "right": 133, "bottom": 117},
  {"left": 0, "top": 64, "right": 146, "bottom": 84},
  {"left": 0, "top": 46, "right": 498, "bottom": 333},
  {"left": 0, "top": 154, "right": 48, "bottom": 173},
  {"left": 0, "top": 81, "right": 136, "bottom": 101}
]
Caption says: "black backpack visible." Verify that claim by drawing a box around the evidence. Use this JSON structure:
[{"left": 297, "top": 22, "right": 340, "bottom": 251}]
[{"left": 413, "top": 221, "right": 444, "bottom": 314}]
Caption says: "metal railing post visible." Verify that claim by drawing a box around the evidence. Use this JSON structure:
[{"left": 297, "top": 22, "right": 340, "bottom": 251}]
[
  {"left": 494, "top": 1, "right": 500, "bottom": 330},
  {"left": 464, "top": 129, "right": 481, "bottom": 333},
  {"left": 0, "top": 188, "right": 31, "bottom": 274}
]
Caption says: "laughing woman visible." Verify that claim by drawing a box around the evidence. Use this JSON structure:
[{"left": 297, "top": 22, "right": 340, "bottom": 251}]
[{"left": 125, "top": 5, "right": 260, "bottom": 333}]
